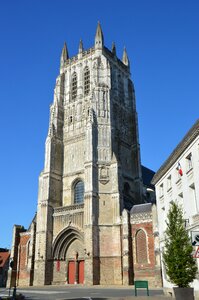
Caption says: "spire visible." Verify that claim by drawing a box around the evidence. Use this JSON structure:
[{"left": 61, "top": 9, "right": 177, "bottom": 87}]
[
  {"left": 79, "top": 39, "right": 83, "bottom": 53},
  {"left": 95, "top": 22, "right": 104, "bottom": 49},
  {"left": 112, "top": 42, "right": 116, "bottom": 56},
  {"left": 122, "top": 47, "right": 129, "bottom": 67},
  {"left": 60, "top": 42, "right": 69, "bottom": 69}
]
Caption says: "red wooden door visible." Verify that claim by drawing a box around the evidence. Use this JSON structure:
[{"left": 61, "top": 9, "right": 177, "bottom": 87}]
[
  {"left": 78, "top": 260, "right": 84, "bottom": 284},
  {"left": 68, "top": 261, "right": 75, "bottom": 284}
]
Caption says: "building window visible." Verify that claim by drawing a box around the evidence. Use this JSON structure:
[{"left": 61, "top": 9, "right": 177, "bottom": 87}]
[
  {"left": 186, "top": 153, "right": 193, "bottom": 172},
  {"left": 167, "top": 175, "right": 172, "bottom": 191},
  {"left": 135, "top": 229, "right": 148, "bottom": 264},
  {"left": 159, "top": 183, "right": 164, "bottom": 197},
  {"left": 84, "top": 67, "right": 90, "bottom": 95},
  {"left": 190, "top": 184, "right": 198, "bottom": 213},
  {"left": 178, "top": 193, "right": 184, "bottom": 209},
  {"left": 71, "top": 72, "right": 77, "bottom": 100},
  {"left": 176, "top": 165, "right": 182, "bottom": 180},
  {"left": 74, "top": 180, "right": 84, "bottom": 204}
]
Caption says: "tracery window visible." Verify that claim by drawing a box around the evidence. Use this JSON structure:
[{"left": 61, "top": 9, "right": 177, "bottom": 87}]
[
  {"left": 74, "top": 180, "right": 84, "bottom": 204},
  {"left": 71, "top": 72, "right": 77, "bottom": 100},
  {"left": 84, "top": 67, "right": 90, "bottom": 95}
]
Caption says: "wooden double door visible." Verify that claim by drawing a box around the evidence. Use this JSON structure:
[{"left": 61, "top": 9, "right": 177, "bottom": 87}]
[{"left": 68, "top": 260, "right": 84, "bottom": 284}]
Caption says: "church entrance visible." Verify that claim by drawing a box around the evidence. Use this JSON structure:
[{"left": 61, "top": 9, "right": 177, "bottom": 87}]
[
  {"left": 67, "top": 260, "right": 84, "bottom": 284},
  {"left": 68, "top": 261, "right": 75, "bottom": 284},
  {"left": 52, "top": 227, "right": 85, "bottom": 284},
  {"left": 78, "top": 260, "right": 84, "bottom": 284}
]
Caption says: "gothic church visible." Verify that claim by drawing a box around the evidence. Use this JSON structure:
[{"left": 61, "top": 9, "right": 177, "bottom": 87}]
[{"left": 8, "top": 23, "right": 161, "bottom": 287}]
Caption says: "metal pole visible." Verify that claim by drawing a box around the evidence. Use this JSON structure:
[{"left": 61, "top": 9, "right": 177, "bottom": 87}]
[{"left": 13, "top": 285, "right": 17, "bottom": 300}]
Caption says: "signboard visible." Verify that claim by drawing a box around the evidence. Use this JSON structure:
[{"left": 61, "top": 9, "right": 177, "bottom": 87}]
[
  {"left": 194, "top": 246, "right": 199, "bottom": 258},
  {"left": 191, "top": 231, "right": 199, "bottom": 246}
]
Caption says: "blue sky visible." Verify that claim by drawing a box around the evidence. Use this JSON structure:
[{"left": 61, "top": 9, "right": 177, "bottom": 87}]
[{"left": 0, "top": 0, "right": 198, "bottom": 248}]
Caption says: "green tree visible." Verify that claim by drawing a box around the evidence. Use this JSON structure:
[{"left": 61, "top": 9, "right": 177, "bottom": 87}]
[{"left": 163, "top": 201, "right": 197, "bottom": 287}]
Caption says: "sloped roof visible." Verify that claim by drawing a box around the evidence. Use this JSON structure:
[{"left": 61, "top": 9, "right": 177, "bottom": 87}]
[
  {"left": 152, "top": 119, "right": 199, "bottom": 185},
  {"left": 130, "top": 203, "right": 152, "bottom": 215},
  {"left": 0, "top": 252, "right": 10, "bottom": 267}
]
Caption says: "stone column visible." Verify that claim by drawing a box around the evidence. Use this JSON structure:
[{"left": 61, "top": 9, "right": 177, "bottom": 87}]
[
  {"left": 65, "top": 260, "right": 69, "bottom": 284},
  {"left": 122, "top": 209, "right": 130, "bottom": 285}
]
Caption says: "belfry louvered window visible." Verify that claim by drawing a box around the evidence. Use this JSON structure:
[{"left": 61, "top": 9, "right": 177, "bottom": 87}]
[
  {"left": 71, "top": 72, "right": 77, "bottom": 100},
  {"left": 74, "top": 180, "right": 84, "bottom": 204},
  {"left": 84, "top": 67, "right": 90, "bottom": 96}
]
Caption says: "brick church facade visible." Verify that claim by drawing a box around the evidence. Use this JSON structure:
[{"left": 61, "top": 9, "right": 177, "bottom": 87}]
[{"left": 8, "top": 23, "right": 162, "bottom": 287}]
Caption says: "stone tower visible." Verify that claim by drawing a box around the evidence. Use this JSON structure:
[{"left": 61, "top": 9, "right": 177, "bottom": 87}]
[{"left": 33, "top": 23, "right": 143, "bottom": 285}]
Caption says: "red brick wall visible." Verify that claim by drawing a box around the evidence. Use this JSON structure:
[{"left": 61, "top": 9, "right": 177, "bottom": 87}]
[
  {"left": 18, "top": 235, "right": 30, "bottom": 270},
  {"left": 131, "top": 221, "right": 157, "bottom": 286},
  {"left": 17, "top": 234, "right": 31, "bottom": 286}
]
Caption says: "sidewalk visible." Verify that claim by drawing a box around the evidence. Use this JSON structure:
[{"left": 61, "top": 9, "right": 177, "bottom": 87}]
[
  {"left": 108, "top": 297, "right": 172, "bottom": 299},
  {"left": 61, "top": 296, "right": 173, "bottom": 300}
]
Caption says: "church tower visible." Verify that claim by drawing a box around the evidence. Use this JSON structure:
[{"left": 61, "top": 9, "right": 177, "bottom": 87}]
[{"left": 34, "top": 23, "right": 143, "bottom": 285}]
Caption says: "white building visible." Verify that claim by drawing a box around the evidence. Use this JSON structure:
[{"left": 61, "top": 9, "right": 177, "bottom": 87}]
[{"left": 152, "top": 119, "right": 199, "bottom": 294}]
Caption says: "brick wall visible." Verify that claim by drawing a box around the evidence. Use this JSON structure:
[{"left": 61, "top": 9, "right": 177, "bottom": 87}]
[
  {"left": 131, "top": 221, "right": 162, "bottom": 287},
  {"left": 136, "top": 229, "right": 148, "bottom": 263},
  {"left": 17, "top": 234, "right": 31, "bottom": 286}
]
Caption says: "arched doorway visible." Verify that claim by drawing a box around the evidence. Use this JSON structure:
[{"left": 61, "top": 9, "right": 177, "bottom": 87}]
[{"left": 52, "top": 227, "right": 84, "bottom": 284}]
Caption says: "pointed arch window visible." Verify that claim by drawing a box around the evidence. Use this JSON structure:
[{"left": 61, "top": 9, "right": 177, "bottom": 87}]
[
  {"left": 84, "top": 67, "right": 90, "bottom": 96},
  {"left": 135, "top": 229, "right": 148, "bottom": 264},
  {"left": 74, "top": 180, "right": 84, "bottom": 204},
  {"left": 71, "top": 72, "right": 77, "bottom": 100}
]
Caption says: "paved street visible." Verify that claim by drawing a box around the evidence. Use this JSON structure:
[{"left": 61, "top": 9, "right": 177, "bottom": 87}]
[{"left": 0, "top": 286, "right": 170, "bottom": 300}]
